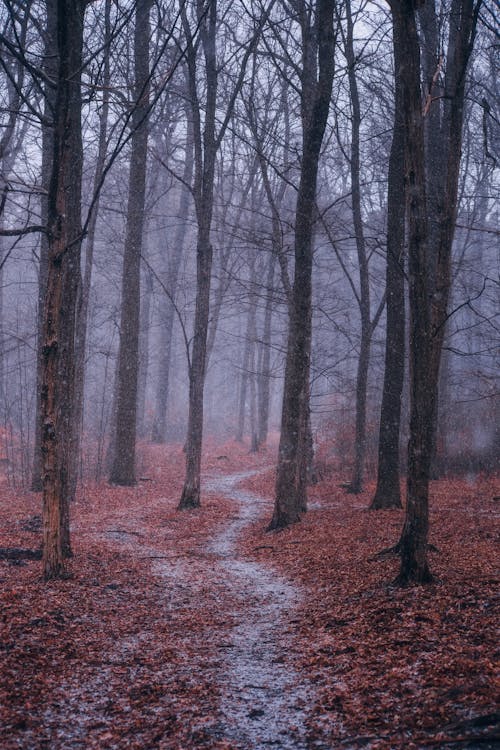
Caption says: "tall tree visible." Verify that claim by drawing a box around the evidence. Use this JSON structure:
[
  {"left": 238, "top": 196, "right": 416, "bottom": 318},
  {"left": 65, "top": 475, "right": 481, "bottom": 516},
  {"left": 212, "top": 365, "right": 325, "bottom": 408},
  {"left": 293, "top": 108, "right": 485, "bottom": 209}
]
[
  {"left": 391, "top": 0, "right": 481, "bottom": 584},
  {"left": 178, "top": 0, "right": 273, "bottom": 508},
  {"left": 41, "top": 0, "right": 86, "bottom": 578},
  {"left": 109, "top": 0, "right": 152, "bottom": 486},
  {"left": 0, "top": 0, "right": 31, "bottom": 423},
  {"left": 151, "top": 103, "right": 194, "bottom": 444},
  {"left": 370, "top": 0, "right": 406, "bottom": 510},
  {"left": 31, "top": 0, "right": 57, "bottom": 492},
  {"left": 70, "top": 0, "right": 112, "bottom": 500},
  {"left": 268, "top": 0, "right": 336, "bottom": 530},
  {"left": 342, "top": 0, "right": 385, "bottom": 494}
]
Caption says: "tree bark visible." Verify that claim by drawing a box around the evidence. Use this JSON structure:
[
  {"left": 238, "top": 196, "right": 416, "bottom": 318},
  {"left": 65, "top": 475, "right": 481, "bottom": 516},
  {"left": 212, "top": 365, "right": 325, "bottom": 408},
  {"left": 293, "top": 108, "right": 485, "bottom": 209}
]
[
  {"left": 31, "top": 0, "right": 57, "bottom": 493},
  {"left": 344, "top": 0, "right": 372, "bottom": 495},
  {"left": 257, "top": 252, "right": 276, "bottom": 447},
  {"left": 70, "top": 0, "right": 112, "bottom": 498},
  {"left": 269, "top": 0, "right": 336, "bottom": 530},
  {"left": 370, "top": 5, "right": 406, "bottom": 511},
  {"left": 136, "top": 265, "right": 153, "bottom": 437},
  {"left": 109, "top": 0, "right": 151, "bottom": 486},
  {"left": 41, "top": 0, "right": 85, "bottom": 579},
  {"left": 392, "top": 0, "right": 479, "bottom": 585},
  {"left": 177, "top": 0, "right": 218, "bottom": 509}
]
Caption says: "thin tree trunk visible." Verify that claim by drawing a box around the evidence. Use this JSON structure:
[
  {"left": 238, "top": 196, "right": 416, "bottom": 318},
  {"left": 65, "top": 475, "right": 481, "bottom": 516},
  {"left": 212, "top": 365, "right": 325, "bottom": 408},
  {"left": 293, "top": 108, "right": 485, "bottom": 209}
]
[
  {"left": 236, "top": 334, "right": 251, "bottom": 443},
  {"left": 151, "top": 116, "right": 193, "bottom": 444},
  {"left": 31, "top": 1, "right": 57, "bottom": 493},
  {"left": 178, "top": 0, "right": 270, "bottom": 508},
  {"left": 370, "top": 12, "right": 406, "bottom": 510},
  {"left": 257, "top": 253, "right": 276, "bottom": 447},
  {"left": 109, "top": 0, "right": 151, "bottom": 486},
  {"left": 178, "top": 0, "right": 218, "bottom": 509},
  {"left": 179, "top": 227, "right": 213, "bottom": 508},
  {"left": 344, "top": 0, "right": 372, "bottom": 495},
  {"left": 137, "top": 266, "right": 153, "bottom": 437},
  {"left": 70, "top": 0, "right": 111, "bottom": 497}
]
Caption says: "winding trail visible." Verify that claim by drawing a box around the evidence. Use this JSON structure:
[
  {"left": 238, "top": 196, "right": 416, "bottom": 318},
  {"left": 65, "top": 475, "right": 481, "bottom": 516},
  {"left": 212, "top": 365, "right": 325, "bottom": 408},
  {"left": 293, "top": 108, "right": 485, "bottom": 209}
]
[
  {"left": 203, "top": 469, "right": 315, "bottom": 749},
  {"left": 38, "top": 467, "right": 323, "bottom": 749}
]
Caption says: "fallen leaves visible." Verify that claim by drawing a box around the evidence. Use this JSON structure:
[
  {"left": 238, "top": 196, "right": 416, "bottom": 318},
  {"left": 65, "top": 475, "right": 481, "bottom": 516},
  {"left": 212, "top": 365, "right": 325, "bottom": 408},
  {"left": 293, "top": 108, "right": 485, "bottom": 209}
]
[
  {"left": 0, "top": 439, "right": 498, "bottom": 749},
  {"left": 238, "top": 466, "right": 500, "bottom": 748}
]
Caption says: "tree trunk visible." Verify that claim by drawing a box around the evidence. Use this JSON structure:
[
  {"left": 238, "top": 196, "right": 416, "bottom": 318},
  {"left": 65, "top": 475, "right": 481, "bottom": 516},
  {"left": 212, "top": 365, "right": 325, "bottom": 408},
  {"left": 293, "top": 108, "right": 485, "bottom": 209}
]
[
  {"left": 178, "top": 230, "right": 213, "bottom": 508},
  {"left": 269, "top": 0, "right": 336, "bottom": 530},
  {"left": 370, "top": 6, "right": 406, "bottom": 511},
  {"left": 137, "top": 265, "right": 153, "bottom": 437},
  {"left": 151, "top": 116, "right": 193, "bottom": 444},
  {"left": 393, "top": 0, "right": 479, "bottom": 585},
  {"left": 31, "top": 0, "right": 57, "bottom": 493},
  {"left": 178, "top": 0, "right": 218, "bottom": 509},
  {"left": 70, "top": 0, "right": 112, "bottom": 498},
  {"left": 345, "top": 0, "right": 372, "bottom": 495},
  {"left": 41, "top": 0, "right": 85, "bottom": 579},
  {"left": 257, "top": 253, "right": 276, "bottom": 447},
  {"left": 178, "top": 0, "right": 269, "bottom": 507},
  {"left": 109, "top": 0, "right": 151, "bottom": 486}
]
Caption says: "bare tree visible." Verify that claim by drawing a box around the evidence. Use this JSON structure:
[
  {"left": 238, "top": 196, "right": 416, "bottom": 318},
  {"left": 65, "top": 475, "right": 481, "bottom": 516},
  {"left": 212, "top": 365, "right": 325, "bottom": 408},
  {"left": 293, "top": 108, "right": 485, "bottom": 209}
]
[
  {"left": 178, "top": 0, "right": 273, "bottom": 509},
  {"left": 71, "top": 0, "right": 113, "bottom": 499},
  {"left": 268, "top": 0, "right": 336, "bottom": 530},
  {"left": 370, "top": 0, "right": 406, "bottom": 510},
  {"left": 391, "top": 0, "right": 481, "bottom": 584},
  {"left": 109, "top": 0, "right": 152, "bottom": 486},
  {"left": 341, "top": 0, "right": 385, "bottom": 494},
  {"left": 41, "top": 0, "right": 86, "bottom": 578}
]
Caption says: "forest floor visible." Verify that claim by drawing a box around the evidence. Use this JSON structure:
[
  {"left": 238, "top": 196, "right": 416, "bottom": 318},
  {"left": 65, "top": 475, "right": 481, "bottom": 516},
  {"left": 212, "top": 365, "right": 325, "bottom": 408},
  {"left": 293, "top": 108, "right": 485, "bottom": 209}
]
[{"left": 0, "top": 439, "right": 499, "bottom": 750}]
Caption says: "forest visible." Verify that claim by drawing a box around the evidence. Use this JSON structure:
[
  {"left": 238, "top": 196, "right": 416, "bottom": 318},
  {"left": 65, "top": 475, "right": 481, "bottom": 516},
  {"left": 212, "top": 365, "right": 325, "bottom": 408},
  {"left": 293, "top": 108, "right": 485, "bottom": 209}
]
[{"left": 0, "top": 0, "right": 498, "bottom": 748}]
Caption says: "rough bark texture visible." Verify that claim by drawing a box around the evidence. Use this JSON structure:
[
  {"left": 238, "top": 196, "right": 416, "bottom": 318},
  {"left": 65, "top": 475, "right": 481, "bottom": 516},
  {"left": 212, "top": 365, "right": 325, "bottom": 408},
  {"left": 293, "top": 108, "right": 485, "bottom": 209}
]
[
  {"left": 393, "top": 0, "right": 479, "bottom": 585},
  {"left": 109, "top": 0, "right": 151, "bottom": 486},
  {"left": 370, "top": 6, "right": 406, "bottom": 511},
  {"left": 41, "top": 0, "right": 85, "bottom": 579},
  {"left": 269, "top": 0, "right": 336, "bottom": 530},
  {"left": 136, "top": 266, "right": 153, "bottom": 437},
  {"left": 31, "top": 0, "right": 57, "bottom": 493}
]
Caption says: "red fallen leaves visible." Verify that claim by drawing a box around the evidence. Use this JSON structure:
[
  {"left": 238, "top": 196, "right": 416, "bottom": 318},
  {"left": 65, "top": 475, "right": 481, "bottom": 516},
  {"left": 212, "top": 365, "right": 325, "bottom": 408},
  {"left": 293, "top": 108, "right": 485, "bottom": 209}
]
[
  {"left": 1, "top": 438, "right": 499, "bottom": 749},
  {"left": 238, "top": 465, "right": 500, "bottom": 748}
]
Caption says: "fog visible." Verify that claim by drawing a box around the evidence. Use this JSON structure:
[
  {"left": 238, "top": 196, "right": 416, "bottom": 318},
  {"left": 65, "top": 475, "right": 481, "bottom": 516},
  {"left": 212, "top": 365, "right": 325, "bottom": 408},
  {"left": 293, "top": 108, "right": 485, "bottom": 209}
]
[{"left": 0, "top": 0, "right": 498, "bottom": 494}]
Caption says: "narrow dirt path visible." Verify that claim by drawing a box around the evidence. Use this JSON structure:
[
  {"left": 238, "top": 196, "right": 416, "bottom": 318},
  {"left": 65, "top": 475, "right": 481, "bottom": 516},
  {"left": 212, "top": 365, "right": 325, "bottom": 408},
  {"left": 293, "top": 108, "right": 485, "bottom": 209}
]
[
  {"left": 203, "top": 469, "right": 319, "bottom": 749},
  {"left": 92, "top": 468, "right": 321, "bottom": 748}
]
